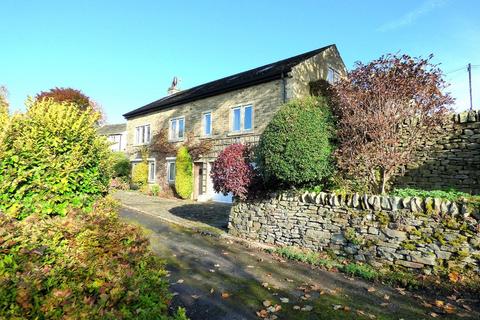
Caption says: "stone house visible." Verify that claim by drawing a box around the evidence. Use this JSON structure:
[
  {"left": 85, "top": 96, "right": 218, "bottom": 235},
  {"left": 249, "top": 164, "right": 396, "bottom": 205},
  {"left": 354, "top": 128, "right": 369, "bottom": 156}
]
[
  {"left": 98, "top": 123, "right": 127, "bottom": 152},
  {"left": 123, "top": 45, "right": 346, "bottom": 202}
]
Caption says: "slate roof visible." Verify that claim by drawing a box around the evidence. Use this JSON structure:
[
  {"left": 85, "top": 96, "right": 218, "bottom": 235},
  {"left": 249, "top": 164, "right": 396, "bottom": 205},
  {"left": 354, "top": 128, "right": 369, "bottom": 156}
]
[
  {"left": 123, "top": 44, "right": 335, "bottom": 119},
  {"left": 97, "top": 123, "right": 127, "bottom": 136}
]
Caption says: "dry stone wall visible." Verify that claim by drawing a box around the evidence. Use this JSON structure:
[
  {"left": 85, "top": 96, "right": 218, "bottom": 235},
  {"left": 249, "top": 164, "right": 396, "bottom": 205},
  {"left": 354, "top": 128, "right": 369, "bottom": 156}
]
[
  {"left": 396, "top": 110, "right": 480, "bottom": 194},
  {"left": 229, "top": 191, "right": 480, "bottom": 274}
]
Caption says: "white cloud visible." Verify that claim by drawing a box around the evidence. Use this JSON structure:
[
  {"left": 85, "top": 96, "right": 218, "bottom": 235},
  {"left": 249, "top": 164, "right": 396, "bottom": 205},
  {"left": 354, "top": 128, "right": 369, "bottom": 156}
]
[{"left": 378, "top": 0, "right": 447, "bottom": 32}]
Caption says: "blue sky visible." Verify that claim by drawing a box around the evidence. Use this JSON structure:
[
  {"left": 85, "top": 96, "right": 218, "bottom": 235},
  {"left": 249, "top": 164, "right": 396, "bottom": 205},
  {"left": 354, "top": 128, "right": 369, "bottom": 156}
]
[{"left": 1, "top": 0, "right": 479, "bottom": 123}]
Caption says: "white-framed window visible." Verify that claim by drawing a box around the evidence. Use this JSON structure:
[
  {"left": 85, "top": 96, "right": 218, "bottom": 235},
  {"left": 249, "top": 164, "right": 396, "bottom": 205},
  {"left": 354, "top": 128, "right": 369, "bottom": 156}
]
[
  {"left": 131, "top": 158, "right": 156, "bottom": 183},
  {"left": 327, "top": 67, "right": 340, "bottom": 84},
  {"left": 231, "top": 104, "right": 253, "bottom": 133},
  {"left": 169, "top": 117, "right": 185, "bottom": 141},
  {"left": 108, "top": 134, "right": 122, "bottom": 152},
  {"left": 202, "top": 111, "right": 212, "bottom": 137},
  {"left": 166, "top": 157, "right": 176, "bottom": 183},
  {"left": 148, "top": 161, "right": 156, "bottom": 182},
  {"left": 135, "top": 124, "right": 151, "bottom": 145}
]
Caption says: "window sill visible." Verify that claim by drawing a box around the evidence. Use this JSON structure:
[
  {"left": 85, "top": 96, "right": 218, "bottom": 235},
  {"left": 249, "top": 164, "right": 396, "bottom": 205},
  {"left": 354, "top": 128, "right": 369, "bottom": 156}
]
[
  {"left": 133, "top": 143, "right": 150, "bottom": 147},
  {"left": 199, "top": 135, "right": 213, "bottom": 140},
  {"left": 168, "top": 138, "right": 185, "bottom": 143},
  {"left": 227, "top": 130, "right": 254, "bottom": 137}
]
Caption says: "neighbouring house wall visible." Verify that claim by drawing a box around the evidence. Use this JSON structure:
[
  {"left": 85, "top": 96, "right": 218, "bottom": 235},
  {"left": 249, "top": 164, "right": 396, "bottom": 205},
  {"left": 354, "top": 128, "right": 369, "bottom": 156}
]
[
  {"left": 395, "top": 110, "right": 480, "bottom": 195},
  {"left": 229, "top": 191, "right": 480, "bottom": 274},
  {"left": 287, "top": 46, "right": 346, "bottom": 100}
]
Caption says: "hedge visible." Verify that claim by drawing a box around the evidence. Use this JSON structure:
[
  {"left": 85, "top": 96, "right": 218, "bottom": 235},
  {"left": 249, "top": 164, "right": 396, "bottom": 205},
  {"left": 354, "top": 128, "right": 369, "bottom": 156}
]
[
  {"left": 175, "top": 146, "right": 193, "bottom": 199},
  {"left": 256, "top": 96, "right": 335, "bottom": 187}
]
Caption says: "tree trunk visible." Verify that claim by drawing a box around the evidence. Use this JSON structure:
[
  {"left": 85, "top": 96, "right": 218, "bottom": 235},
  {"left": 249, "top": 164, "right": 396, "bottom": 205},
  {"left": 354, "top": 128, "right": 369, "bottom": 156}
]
[{"left": 380, "top": 169, "right": 386, "bottom": 195}]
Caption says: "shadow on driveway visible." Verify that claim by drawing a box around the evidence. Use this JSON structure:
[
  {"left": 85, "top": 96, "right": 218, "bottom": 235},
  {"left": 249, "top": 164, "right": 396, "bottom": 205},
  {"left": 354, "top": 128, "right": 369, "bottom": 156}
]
[{"left": 168, "top": 202, "right": 232, "bottom": 230}]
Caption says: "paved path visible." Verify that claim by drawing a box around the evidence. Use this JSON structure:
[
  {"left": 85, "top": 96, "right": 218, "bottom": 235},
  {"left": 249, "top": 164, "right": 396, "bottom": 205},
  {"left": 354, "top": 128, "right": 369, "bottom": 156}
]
[{"left": 115, "top": 191, "right": 477, "bottom": 320}]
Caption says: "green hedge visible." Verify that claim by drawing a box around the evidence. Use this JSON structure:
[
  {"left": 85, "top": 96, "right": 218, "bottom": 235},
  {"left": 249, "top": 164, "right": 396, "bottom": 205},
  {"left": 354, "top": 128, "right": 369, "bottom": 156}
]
[
  {"left": 175, "top": 146, "right": 193, "bottom": 199},
  {"left": 112, "top": 152, "right": 131, "bottom": 178},
  {"left": 0, "top": 197, "right": 187, "bottom": 319},
  {"left": 256, "top": 96, "right": 335, "bottom": 187},
  {"left": 0, "top": 98, "right": 112, "bottom": 219},
  {"left": 132, "top": 162, "right": 148, "bottom": 188}
]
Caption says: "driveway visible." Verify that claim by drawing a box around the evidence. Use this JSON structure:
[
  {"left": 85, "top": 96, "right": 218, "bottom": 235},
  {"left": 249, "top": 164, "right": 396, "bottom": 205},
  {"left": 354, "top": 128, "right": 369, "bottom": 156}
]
[{"left": 115, "top": 191, "right": 477, "bottom": 320}]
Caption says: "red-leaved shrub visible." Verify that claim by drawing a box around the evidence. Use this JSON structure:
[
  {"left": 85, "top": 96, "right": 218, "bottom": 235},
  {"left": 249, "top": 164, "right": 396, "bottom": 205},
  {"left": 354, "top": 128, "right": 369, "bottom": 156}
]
[{"left": 211, "top": 144, "right": 256, "bottom": 199}]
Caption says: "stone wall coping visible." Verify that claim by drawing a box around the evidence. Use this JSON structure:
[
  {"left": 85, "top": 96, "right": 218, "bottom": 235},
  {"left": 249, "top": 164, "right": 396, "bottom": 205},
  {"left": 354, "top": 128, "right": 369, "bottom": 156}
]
[
  {"left": 246, "top": 190, "right": 480, "bottom": 220},
  {"left": 454, "top": 109, "right": 479, "bottom": 123}
]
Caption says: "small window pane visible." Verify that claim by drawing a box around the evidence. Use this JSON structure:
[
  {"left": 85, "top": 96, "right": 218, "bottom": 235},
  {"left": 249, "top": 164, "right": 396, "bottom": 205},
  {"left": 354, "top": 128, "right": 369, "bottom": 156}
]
[
  {"left": 149, "top": 161, "right": 155, "bottom": 181},
  {"left": 178, "top": 119, "right": 184, "bottom": 138},
  {"left": 233, "top": 108, "right": 241, "bottom": 131},
  {"left": 168, "top": 162, "right": 176, "bottom": 181},
  {"left": 171, "top": 120, "right": 177, "bottom": 139},
  {"left": 204, "top": 113, "right": 211, "bottom": 136},
  {"left": 146, "top": 125, "right": 151, "bottom": 143},
  {"left": 327, "top": 67, "right": 336, "bottom": 84},
  {"left": 244, "top": 106, "right": 252, "bottom": 130}
]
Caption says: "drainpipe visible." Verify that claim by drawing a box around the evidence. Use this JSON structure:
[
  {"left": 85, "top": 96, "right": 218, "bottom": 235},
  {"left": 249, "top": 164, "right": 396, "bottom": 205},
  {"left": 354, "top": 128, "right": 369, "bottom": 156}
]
[{"left": 281, "top": 72, "right": 287, "bottom": 103}]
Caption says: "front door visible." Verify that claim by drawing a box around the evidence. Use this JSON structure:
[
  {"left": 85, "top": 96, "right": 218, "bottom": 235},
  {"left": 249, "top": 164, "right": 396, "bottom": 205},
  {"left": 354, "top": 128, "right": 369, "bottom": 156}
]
[{"left": 193, "top": 163, "right": 204, "bottom": 200}]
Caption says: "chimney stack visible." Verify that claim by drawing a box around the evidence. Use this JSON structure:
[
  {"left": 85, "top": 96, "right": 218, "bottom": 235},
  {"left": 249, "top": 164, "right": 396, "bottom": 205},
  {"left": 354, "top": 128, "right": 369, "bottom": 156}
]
[{"left": 167, "top": 76, "right": 181, "bottom": 95}]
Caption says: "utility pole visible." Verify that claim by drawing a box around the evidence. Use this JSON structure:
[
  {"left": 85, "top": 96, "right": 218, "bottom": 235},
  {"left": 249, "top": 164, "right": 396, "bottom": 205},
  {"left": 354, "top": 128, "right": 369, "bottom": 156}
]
[{"left": 468, "top": 63, "right": 473, "bottom": 110}]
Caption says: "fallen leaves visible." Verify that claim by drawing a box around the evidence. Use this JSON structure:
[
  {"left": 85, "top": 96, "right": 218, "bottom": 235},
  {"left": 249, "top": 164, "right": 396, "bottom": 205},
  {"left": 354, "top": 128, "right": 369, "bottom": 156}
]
[
  {"left": 256, "top": 304, "right": 282, "bottom": 319},
  {"left": 448, "top": 271, "right": 461, "bottom": 283}
]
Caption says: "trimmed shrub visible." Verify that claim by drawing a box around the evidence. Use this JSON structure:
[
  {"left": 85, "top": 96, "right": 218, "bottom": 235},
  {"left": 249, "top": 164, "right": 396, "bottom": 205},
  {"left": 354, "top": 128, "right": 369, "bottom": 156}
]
[
  {"left": 112, "top": 152, "right": 131, "bottom": 178},
  {"left": 256, "top": 96, "right": 335, "bottom": 187},
  {"left": 0, "top": 98, "right": 112, "bottom": 219},
  {"left": 131, "top": 162, "right": 148, "bottom": 188},
  {"left": 0, "top": 197, "right": 187, "bottom": 320},
  {"left": 211, "top": 144, "right": 256, "bottom": 199},
  {"left": 175, "top": 146, "right": 193, "bottom": 199}
]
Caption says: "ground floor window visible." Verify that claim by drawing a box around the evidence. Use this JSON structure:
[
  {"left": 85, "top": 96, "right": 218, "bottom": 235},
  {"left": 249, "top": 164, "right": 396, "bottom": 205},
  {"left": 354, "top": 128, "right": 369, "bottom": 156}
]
[
  {"left": 166, "top": 157, "right": 176, "bottom": 183},
  {"left": 131, "top": 158, "right": 156, "bottom": 183},
  {"left": 148, "top": 161, "right": 156, "bottom": 183}
]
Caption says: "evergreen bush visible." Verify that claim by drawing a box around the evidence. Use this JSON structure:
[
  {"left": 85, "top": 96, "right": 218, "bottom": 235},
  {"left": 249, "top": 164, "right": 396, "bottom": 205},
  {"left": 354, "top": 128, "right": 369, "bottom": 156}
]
[
  {"left": 112, "top": 152, "right": 131, "bottom": 178},
  {"left": 256, "top": 96, "right": 335, "bottom": 187},
  {"left": 131, "top": 162, "right": 148, "bottom": 188},
  {"left": 0, "top": 98, "right": 112, "bottom": 219},
  {"left": 175, "top": 146, "right": 193, "bottom": 199}
]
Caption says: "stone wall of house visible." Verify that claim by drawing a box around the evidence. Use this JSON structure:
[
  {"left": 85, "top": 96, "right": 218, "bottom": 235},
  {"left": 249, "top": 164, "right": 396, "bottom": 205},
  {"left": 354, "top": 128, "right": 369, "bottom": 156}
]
[
  {"left": 395, "top": 110, "right": 480, "bottom": 194},
  {"left": 229, "top": 191, "right": 480, "bottom": 273}
]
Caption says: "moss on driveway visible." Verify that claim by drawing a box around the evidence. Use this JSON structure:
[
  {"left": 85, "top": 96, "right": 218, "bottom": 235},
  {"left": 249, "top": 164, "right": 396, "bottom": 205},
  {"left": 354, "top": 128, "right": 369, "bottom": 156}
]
[{"left": 119, "top": 206, "right": 477, "bottom": 320}]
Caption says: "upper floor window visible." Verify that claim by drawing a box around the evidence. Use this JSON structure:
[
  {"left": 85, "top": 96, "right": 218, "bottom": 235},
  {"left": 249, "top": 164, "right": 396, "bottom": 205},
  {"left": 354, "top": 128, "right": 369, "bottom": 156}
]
[
  {"left": 169, "top": 117, "right": 185, "bottom": 141},
  {"left": 231, "top": 105, "right": 253, "bottom": 133},
  {"left": 135, "top": 125, "right": 150, "bottom": 145},
  {"left": 327, "top": 67, "right": 340, "bottom": 84},
  {"left": 203, "top": 111, "right": 212, "bottom": 137}
]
